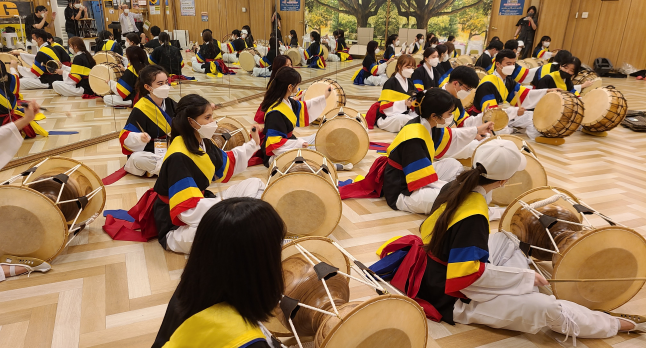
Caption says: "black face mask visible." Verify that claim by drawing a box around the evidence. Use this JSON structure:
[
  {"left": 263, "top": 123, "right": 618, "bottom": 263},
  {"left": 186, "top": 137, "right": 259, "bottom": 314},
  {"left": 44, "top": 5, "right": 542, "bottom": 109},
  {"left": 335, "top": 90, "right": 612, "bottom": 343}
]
[
  {"left": 528, "top": 12, "right": 534, "bottom": 17},
  {"left": 560, "top": 70, "right": 573, "bottom": 80}
]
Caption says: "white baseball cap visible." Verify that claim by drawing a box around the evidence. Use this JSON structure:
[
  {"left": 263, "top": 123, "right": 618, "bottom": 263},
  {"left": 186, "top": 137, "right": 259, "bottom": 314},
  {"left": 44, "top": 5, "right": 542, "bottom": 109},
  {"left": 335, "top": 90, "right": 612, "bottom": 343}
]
[{"left": 472, "top": 138, "right": 527, "bottom": 180}]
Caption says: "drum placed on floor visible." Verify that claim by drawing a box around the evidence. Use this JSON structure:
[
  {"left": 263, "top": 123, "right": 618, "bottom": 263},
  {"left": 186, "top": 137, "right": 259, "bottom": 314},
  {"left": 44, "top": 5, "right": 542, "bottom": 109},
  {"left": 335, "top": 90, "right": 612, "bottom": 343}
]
[
  {"left": 412, "top": 54, "right": 423, "bottom": 66},
  {"left": 211, "top": 117, "right": 250, "bottom": 151},
  {"left": 238, "top": 48, "right": 261, "bottom": 72},
  {"left": 516, "top": 59, "right": 530, "bottom": 70},
  {"left": 456, "top": 55, "right": 474, "bottom": 66},
  {"left": 385, "top": 59, "right": 397, "bottom": 78},
  {"left": 263, "top": 237, "right": 428, "bottom": 348},
  {"left": 316, "top": 108, "right": 369, "bottom": 165},
  {"left": 286, "top": 48, "right": 302, "bottom": 66},
  {"left": 473, "top": 66, "right": 488, "bottom": 80},
  {"left": 581, "top": 86, "right": 628, "bottom": 134},
  {"left": 89, "top": 63, "right": 123, "bottom": 96},
  {"left": 533, "top": 90, "right": 584, "bottom": 138},
  {"left": 303, "top": 79, "right": 346, "bottom": 118},
  {"left": 94, "top": 51, "right": 122, "bottom": 65},
  {"left": 0, "top": 52, "right": 29, "bottom": 69},
  {"left": 0, "top": 157, "right": 106, "bottom": 261},
  {"left": 573, "top": 69, "right": 602, "bottom": 96},
  {"left": 263, "top": 149, "right": 341, "bottom": 238},
  {"left": 500, "top": 186, "right": 646, "bottom": 311}
]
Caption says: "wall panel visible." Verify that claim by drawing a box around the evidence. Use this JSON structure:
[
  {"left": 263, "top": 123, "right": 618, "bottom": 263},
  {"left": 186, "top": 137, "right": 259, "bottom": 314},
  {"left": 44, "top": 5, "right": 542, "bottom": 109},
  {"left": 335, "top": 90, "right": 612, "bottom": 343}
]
[
  {"left": 616, "top": 0, "right": 646, "bottom": 69},
  {"left": 567, "top": 0, "right": 602, "bottom": 64},
  {"left": 588, "top": 0, "right": 631, "bottom": 66},
  {"left": 535, "top": 0, "right": 571, "bottom": 51}
]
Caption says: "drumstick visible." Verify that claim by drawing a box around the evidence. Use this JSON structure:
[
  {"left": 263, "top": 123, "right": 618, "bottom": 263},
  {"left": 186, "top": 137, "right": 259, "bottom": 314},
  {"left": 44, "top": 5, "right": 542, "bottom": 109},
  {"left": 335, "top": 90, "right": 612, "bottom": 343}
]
[
  {"left": 135, "top": 121, "right": 145, "bottom": 133},
  {"left": 547, "top": 278, "right": 646, "bottom": 283},
  {"left": 18, "top": 101, "right": 47, "bottom": 111}
]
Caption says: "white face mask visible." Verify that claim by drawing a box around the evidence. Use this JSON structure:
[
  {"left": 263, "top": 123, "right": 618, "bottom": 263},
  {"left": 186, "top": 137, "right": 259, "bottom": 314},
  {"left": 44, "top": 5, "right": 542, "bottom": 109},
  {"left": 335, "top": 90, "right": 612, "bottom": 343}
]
[
  {"left": 192, "top": 119, "right": 218, "bottom": 139},
  {"left": 151, "top": 84, "right": 171, "bottom": 99},
  {"left": 242, "top": 34, "right": 247, "bottom": 39},
  {"left": 124, "top": 9, "right": 129, "bottom": 13},
  {"left": 431, "top": 44, "right": 437, "bottom": 48},
  {"left": 401, "top": 68, "right": 414, "bottom": 78},
  {"left": 442, "top": 54, "right": 450, "bottom": 62},
  {"left": 125, "top": 41, "right": 131, "bottom": 48},
  {"left": 543, "top": 42, "right": 550, "bottom": 48},
  {"left": 501, "top": 65, "right": 515, "bottom": 76},
  {"left": 428, "top": 57, "right": 439, "bottom": 67},
  {"left": 375, "top": 48, "right": 380, "bottom": 54},
  {"left": 457, "top": 89, "right": 470, "bottom": 100},
  {"left": 395, "top": 40, "right": 400, "bottom": 46},
  {"left": 419, "top": 39, "right": 424, "bottom": 44},
  {"left": 288, "top": 35, "right": 292, "bottom": 39},
  {"left": 74, "top": 3, "right": 81, "bottom": 8},
  {"left": 69, "top": 47, "right": 75, "bottom": 55}
]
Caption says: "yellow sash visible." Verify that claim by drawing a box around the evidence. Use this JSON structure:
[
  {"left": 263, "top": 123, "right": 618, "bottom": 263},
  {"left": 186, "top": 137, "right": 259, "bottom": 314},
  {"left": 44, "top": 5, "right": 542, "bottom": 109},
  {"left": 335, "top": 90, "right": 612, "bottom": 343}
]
[{"left": 420, "top": 192, "right": 490, "bottom": 243}]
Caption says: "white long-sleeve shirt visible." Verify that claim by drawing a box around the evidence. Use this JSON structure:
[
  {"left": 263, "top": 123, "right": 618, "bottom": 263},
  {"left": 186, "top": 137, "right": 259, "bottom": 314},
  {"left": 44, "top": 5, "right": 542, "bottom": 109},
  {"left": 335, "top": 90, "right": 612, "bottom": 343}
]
[
  {"left": 270, "top": 96, "right": 327, "bottom": 156},
  {"left": 0, "top": 122, "right": 23, "bottom": 169}
]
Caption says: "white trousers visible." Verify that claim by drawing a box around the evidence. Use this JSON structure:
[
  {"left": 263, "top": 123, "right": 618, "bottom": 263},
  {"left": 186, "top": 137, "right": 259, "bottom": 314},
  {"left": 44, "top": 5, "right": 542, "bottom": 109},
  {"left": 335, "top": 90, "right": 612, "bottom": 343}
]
[
  {"left": 395, "top": 158, "right": 464, "bottom": 214},
  {"left": 52, "top": 81, "right": 84, "bottom": 97},
  {"left": 377, "top": 113, "right": 418, "bottom": 133},
  {"left": 454, "top": 232, "right": 620, "bottom": 340},
  {"left": 252, "top": 67, "right": 271, "bottom": 77},
  {"left": 327, "top": 54, "right": 340, "bottom": 62},
  {"left": 104, "top": 95, "right": 132, "bottom": 107},
  {"left": 20, "top": 77, "right": 49, "bottom": 90},
  {"left": 165, "top": 178, "right": 266, "bottom": 254},
  {"left": 364, "top": 75, "right": 389, "bottom": 86},
  {"left": 191, "top": 57, "right": 205, "bottom": 73},
  {"left": 223, "top": 53, "right": 238, "bottom": 63},
  {"left": 124, "top": 151, "right": 164, "bottom": 176}
]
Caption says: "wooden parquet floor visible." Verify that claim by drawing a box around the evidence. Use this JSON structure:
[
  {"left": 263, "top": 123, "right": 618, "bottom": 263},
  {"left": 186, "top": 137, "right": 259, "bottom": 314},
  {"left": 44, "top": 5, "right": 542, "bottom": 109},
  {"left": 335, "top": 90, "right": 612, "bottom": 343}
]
[{"left": 1, "top": 75, "right": 646, "bottom": 348}]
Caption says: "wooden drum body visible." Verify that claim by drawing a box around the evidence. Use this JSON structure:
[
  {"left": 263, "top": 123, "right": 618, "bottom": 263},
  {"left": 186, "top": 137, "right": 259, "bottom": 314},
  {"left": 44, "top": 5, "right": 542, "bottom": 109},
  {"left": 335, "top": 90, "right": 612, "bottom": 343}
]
[
  {"left": 89, "top": 63, "right": 123, "bottom": 96},
  {"left": 533, "top": 90, "right": 583, "bottom": 138},
  {"left": 482, "top": 107, "right": 509, "bottom": 131},
  {"left": 581, "top": 86, "right": 628, "bottom": 133},
  {"left": 263, "top": 149, "right": 341, "bottom": 238},
  {"left": 211, "top": 117, "right": 250, "bottom": 151},
  {"left": 573, "top": 69, "right": 602, "bottom": 96},
  {"left": 316, "top": 110, "right": 369, "bottom": 165},
  {"left": 0, "top": 52, "right": 29, "bottom": 70},
  {"left": 456, "top": 55, "right": 474, "bottom": 66},
  {"left": 239, "top": 48, "right": 261, "bottom": 72},
  {"left": 501, "top": 186, "right": 646, "bottom": 311},
  {"left": 473, "top": 66, "right": 488, "bottom": 81},
  {"left": 94, "top": 51, "right": 122, "bottom": 65},
  {"left": 386, "top": 60, "right": 397, "bottom": 77},
  {"left": 304, "top": 79, "right": 346, "bottom": 118},
  {"left": 286, "top": 48, "right": 302, "bottom": 66}
]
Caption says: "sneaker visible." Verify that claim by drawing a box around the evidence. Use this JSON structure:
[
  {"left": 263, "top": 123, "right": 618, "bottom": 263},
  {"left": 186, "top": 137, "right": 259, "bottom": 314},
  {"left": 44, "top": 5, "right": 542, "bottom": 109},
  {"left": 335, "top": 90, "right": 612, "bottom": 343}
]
[
  {"left": 605, "top": 312, "right": 646, "bottom": 332},
  {"left": 0, "top": 255, "right": 51, "bottom": 275}
]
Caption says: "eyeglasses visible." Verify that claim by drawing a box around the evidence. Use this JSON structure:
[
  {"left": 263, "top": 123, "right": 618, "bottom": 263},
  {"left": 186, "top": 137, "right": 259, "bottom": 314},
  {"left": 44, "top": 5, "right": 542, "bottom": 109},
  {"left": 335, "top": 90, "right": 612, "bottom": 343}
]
[{"left": 458, "top": 82, "right": 473, "bottom": 93}]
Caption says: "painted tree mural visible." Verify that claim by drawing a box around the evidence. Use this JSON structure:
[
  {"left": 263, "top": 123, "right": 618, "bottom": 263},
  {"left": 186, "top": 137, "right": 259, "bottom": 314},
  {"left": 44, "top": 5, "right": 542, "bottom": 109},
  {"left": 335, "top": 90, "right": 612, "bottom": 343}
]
[
  {"left": 312, "top": 0, "right": 388, "bottom": 27},
  {"left": 391, "top": 0, "right": 484, "bottom": 31}
]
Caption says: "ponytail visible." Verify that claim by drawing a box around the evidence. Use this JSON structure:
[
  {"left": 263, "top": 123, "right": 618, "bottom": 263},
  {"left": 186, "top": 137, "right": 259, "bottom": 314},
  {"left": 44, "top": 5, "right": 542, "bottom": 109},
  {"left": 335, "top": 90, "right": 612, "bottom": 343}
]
[{"left": 424, "top": 164, "right": 498, "bottom": 256}]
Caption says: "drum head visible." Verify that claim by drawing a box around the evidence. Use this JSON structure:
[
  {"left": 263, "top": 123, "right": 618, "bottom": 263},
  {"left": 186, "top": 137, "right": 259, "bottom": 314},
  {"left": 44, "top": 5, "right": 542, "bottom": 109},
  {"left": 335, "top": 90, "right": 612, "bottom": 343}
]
[
  {"left": 24, "top": 157, "right": 106, "bottom": 227},
  {"left": 500, "top": 186, "right": 581, "bottom": 234},
  {"left": 412, "top": 54, "right": 423, "bottom": 66},
  {"left": 89, "top": 64, "right": 120, "bottom": 96},
  {"left": 456, "top": 55, "right": 473, "bottom": 65},
  {"left": 304, "top": 80, "right": 345, "bottom": 117},
  {"left": 325, "top": 107, "right": 368, "bottom": 129},
  {"left": 269, "top": 148, "right": 338, "bottom": 183},
  {"left": 581, "top": 88, "right": 609, "bottom": 126},
  {"left": 0, "top": 186, "right": 68, "bottom": 261},
  {"left": 317, "top": 295, "right": 428, "bottom": 348},
  {"left": 46, "top": 60, "right": 61, "bottom": 74},
  {"left": 482, "top": 108, "right": 509, "bottom": 131},
  {"left": 474, "top": 66, "right": 488, "bottom": 81},
  {"left": 552, "top": 227, "right": 646, "bottom": 311},
  {"left": 516, "top": 60, "right": 530, "bottom": 69},
  {"left": 211, "top": 117, "right": 250, "bottom": 150},
  {"left": 94, "top": 51, "right": 119, "bottom": 64},
  {"left": 316, "top": 118, "right": 369, "bottom": 165},
  {"left": 580, "top": 79, "right": 603, "bottom": 97},
  {"left": 490, "top": 152, "right": 548, "bottom": 206},
  {"left": 386, "top": 60, "right": 397, "bottom": 78},
  {"left": 533, "top": 92, "right": 565, "bottom": 132},
  {"left": 0, "top": 53, "right": 16, "bottom": 66},
  {"left": 238, "top": 51, "right": 256, "bottom": 72},
  {"left": 262, "top": 173, "right": 341, "bottom": 238},
  {"left": 460, "top": 88, "right": 476, "bottom": 109},
  {"left": 322, "top": 45, "right": 329, "bottom": 60},
  {"left": 287, "top": 48, "right": 301, "bottom": 66}
]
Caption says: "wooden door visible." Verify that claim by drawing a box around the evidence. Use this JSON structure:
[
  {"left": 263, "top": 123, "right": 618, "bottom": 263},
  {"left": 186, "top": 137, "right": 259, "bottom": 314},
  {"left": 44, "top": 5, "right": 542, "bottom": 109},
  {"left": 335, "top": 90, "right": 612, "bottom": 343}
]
[
  {"left": 535, "top": 0, "right": 571, "bottom": 51},
  {"left": 486, "top": 0, "right": 531, "bottom": 44},
  {"left": 565, "top": 0, "right": 602, "bottom": 64},
  {"left": 588, "top": 0, "right": 631, "bottom": 66}
]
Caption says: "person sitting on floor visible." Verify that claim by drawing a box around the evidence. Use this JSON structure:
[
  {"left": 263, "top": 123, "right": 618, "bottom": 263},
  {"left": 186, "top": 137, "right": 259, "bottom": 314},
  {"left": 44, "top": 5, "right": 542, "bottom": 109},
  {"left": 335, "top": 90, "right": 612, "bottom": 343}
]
[
  {"left": 104, "top": 45, "right": 149, "bottom": 107},
  {"left": 52, "top": 36, "right": 96, "bottom": 97},
  {"left": 352, "top": 40, "right": 393, "bottom": 86}
]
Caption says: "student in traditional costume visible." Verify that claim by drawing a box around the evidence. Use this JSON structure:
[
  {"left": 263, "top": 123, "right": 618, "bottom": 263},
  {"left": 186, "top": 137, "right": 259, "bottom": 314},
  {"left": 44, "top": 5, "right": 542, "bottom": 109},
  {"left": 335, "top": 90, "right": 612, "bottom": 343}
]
[
  {"left": 382, "top": 88, "right": 492, "bottom": 215},
  {"left": 252, "top": 36, "right": 278, "bottom": 78},
  {"left": 442, "top": 66, "right": 481, "bottom": 130},
  {"left": 18, "top": 29, "right": 69, "bottom": 89},
  {"left": 151, "top": 94, "right": 262, "bottom": 254},
  {"left": 447, "top": 36, "right": 458, "bottom": 57},
  {"left": 52, "top": 37, "right": 96, "bottom": 97},
  {"left": 119, "top": 65, "right": 177, "bottom": 176},
  {"left": 412, "top": 48, "right": 441, "bottom": 91},
  {"left": 423, "top": 32, "right": 436, "bottom": 50},
  {"left": 223, "top": 30, "right": 246, "bottom": 63},
  {"left": 373, "top": 139, "right": 646, "bottom": 342},
  {"left": 149, "top": 32, "right": 184, "bottom": 76},
  {"left": 300, "top": 31, "right": 326, "bottom": 69},
  {"left": 352, "top": 41, "right": 392, "bottom": 86},
  {"left": 532, "top": 36, "right": 552, "bottom": 59},
  {"left": 440, "top": 42, "right": 454, "bottom": 73},
  {"left": 536, "top": 56, "right": 593, "bottom": 95},
  {"left": 125, "top": 32, "right": 145, "bottom": 50},
  {"left": 0, "top": 101, "right": 53, "bottom": 283},
  {"left": 474, "top": 40, "right": 503, "bottom": 75},
  {"left": 503, "top": 39, "right": 536, "bottom": 85},
  {"left": 289, "top": 30, "right": 298, "bottom": 47},
  {"left": 242, "top": 25, "right": 255, "bottom": 48},
  {"left": 153, "top": 198, "right": 284, "bottom": 347},
  {"left": 381, "top": 34, "right": 399, "bottom": 63},
  {"left": 144, "top": 26, "right": 161, "bottom": 49},
  {"left": 434, "top": 44, "right": 449, "bottom": 76},
  {"left": 94, "top": 30, "right": 123, "bottom": 55},
  {"left": 408, "top": 33, "right": 424, "bottom": 55},
  {"left": 253, "top": 55, "right": 293, "bottom": 123},
  {"left": 104, "top": 46, "right": 149, "bottom": 107},
  {"left": 531, "top": 49, "right": 573, "bottom": 86},
  {"left": 374, "top": 55, "right": 417, "bottom": 132},
  {"left": 191, "top": 29, "right": 233, "bottom": 76},
  {"left": 259, "top": 66, "right": 353, "bottom": 171},
  {"left": 0, "top": 62, "right": 47, "bottom": 138},
  {"left": 325, "top": 32, "right": 340, "bottom": 63},
  {"left": 335, "top": 29, "right": 352, "bottom": 61},
  {"left": 472, "top": 50, "right": 548, "bottom": 130}
]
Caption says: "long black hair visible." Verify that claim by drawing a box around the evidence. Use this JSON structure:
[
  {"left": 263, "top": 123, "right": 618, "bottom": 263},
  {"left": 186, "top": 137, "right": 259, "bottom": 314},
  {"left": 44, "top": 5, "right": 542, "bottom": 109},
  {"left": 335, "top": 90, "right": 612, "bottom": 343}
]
[
  {"left": 425, "top": 165, "right": 498, "bottom": 256},
  {"left": 136, "top": 65, "right": 167, "bottom": 99},
  {"left": 310, "top": 31, "right": 321, "bottom": 44},
  {"left": 174, "top": 197, "right": 286, "bottom": 323},
  {"left": 267, "top": 55, "right": 292, "bottom": 88},
  {"left": 261, "top": 66, "right": 301, "bottom": 112},
  {"left": 158, "top": 32, "right": 170, "bottom": 45},
  {"left": 170, "top": 94, "right": 212, "bottom": 155},
  {"left": 95, "top": 30, "right": 112, "bottom": 50},
  {"left": 0, "top": 61, "right": 13, "bottom": 103},
  {"left": 126, "top": 32, "right": 141, "bottom": 45},
  {"left": 534, "top": 35, "right": 551, "bottom": 51},
  {"left": 366, "top": 40, "right": 378, "bottom": 58},
  {"left": 125, "top": 46, "right": 149, "bottom": 74},
  {"left": 412, "top": 88, "right": 456, "bottom": 121},
  {"left": 386, "top": 34, "right": 398, "bottom": 47},
  {"left": 201, "top": 30, "right": 218, "bottom": 58},
  {"left": 68, "top": 36, "right": 96, "bottom": 67}
]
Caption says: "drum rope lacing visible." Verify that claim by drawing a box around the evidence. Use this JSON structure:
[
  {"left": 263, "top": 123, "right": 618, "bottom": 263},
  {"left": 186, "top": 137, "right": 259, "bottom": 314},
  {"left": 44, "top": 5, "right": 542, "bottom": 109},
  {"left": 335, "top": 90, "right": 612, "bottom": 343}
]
[
  {"left": 267, "top": 149, "right": 338, "bottom": 192},
  {"left": 281, "top": 241, "right": 403, "bottom": 348}
]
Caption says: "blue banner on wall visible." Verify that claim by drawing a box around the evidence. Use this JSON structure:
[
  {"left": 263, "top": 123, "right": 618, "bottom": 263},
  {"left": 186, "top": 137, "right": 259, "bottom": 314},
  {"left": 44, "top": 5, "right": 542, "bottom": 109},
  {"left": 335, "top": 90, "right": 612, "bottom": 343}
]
[
  {"left": 280, "top": 0, "right": 300, "bottom": 12},
  {"left": 499, "top": 0, "right": 525, "bottom": 16}
]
